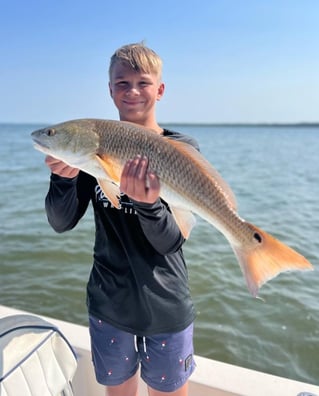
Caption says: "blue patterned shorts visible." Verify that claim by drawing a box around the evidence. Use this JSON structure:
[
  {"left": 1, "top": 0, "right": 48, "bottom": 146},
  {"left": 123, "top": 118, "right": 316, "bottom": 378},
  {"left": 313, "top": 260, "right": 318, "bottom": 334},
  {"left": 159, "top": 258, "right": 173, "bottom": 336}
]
[{"left": 89, "top": 316, "right": 195, "bottom": 392}]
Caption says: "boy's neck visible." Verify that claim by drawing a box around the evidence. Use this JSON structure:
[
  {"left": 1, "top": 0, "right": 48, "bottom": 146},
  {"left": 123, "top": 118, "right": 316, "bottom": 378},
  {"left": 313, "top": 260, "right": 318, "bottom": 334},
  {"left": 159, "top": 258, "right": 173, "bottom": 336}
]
[
  {"left": 144, "top": 122, "right": 163, "bottom": 134},
  {"left": 120, "top": 117, "right": 163, "bottom": 135}
]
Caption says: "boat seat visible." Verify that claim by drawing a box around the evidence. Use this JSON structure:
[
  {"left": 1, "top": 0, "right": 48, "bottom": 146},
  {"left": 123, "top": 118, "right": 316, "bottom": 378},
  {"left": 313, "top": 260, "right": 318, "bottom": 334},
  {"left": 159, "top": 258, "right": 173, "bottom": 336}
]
[{"left": 0, "top": 314, "right": 77, "bottom": 396}]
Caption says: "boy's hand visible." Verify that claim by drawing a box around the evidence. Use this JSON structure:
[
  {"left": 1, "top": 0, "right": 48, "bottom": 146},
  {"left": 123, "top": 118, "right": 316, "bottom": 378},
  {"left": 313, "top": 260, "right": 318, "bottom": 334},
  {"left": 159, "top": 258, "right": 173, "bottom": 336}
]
[
  {"left": 120, "top": 156, "right": 160, "bottom": 204},
  {"left": 45, "top": 155, "right": 79, "bottom": 178}
]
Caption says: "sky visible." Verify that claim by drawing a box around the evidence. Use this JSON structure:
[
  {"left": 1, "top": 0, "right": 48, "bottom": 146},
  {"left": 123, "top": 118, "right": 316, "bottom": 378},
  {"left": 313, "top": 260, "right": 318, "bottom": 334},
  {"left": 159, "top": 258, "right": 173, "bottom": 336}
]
[{"left": 1, "top": 0, "right": 318, "bottom": 124}]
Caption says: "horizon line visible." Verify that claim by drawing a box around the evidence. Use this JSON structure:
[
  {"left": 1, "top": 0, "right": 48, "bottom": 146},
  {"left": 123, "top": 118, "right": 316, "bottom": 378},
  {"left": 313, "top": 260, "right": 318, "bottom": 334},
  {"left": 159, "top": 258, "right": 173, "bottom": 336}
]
[{"left": 1, "top": 120, "right": 319, "bottom": 127}]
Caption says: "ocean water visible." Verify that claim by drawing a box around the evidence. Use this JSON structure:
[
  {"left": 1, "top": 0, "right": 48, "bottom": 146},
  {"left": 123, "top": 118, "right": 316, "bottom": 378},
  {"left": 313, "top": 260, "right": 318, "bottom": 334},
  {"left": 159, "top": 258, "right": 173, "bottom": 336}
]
[{"left": 1, "top": 123, "right": 319, "bottom": 385}]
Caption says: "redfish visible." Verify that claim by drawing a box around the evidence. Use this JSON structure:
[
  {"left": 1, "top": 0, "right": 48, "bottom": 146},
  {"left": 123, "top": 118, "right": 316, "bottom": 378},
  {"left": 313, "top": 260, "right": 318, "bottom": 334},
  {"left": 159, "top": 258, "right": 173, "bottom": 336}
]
[{"left": 31, "top": 119, "right": 313, "bottom": 296}]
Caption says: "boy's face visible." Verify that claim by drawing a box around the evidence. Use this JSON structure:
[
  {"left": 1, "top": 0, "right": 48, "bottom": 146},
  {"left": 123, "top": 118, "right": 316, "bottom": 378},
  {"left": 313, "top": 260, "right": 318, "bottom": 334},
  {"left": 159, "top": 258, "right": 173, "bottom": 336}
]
[{"left": 109, "top": 62, "right": 164, "bottom": 125}]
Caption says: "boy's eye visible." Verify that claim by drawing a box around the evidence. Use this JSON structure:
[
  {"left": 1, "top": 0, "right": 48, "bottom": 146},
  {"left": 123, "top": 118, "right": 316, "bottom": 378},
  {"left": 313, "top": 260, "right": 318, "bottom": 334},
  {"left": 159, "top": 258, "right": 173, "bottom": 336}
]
[
  {"left": 114, "top": 80, "right": 152, "bottom": 88},
  {"left": 140, "top": 81, "right": 151, "bottom": 86}
]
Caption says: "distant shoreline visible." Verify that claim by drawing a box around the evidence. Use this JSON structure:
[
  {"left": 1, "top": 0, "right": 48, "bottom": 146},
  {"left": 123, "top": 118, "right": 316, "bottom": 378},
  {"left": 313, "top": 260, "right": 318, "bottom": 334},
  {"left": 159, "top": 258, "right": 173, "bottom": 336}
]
[
  {"left": 1, "top": 121, "right": 319, "bottom": 128},
  {"left": 161, "top": 122, "right": 319, "bottom": 128}
]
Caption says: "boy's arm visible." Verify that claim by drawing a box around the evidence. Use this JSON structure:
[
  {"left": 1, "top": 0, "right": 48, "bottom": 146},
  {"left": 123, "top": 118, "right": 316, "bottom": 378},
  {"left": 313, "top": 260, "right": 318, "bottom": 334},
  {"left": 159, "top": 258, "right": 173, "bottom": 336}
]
[
  {"left": 45, "top": 157, "right": 91, "bottom": 233},
  {"left": 134, "top": 199, "right": 185, "bottom": 254}
]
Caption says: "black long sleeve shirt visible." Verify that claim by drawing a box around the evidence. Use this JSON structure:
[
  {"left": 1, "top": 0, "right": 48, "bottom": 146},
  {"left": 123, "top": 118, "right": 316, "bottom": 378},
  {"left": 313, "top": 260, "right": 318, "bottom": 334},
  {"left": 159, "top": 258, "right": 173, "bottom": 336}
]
[{"left": 45, "top": 129, "right": 198, "bottom": 336}]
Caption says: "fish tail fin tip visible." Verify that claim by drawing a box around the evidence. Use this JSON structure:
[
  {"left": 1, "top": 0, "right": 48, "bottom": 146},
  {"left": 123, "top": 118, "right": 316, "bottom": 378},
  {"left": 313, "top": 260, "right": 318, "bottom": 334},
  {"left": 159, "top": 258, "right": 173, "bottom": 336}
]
[{"left": 232, "top": 223, "right": 313, "bottom": 297}]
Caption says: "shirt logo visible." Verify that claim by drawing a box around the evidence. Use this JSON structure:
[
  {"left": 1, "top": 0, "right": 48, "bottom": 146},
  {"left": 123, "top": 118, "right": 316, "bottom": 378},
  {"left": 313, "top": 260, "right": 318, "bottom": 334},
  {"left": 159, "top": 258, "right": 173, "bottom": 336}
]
[{"left": 94, "top": 184, "right": 137, "bottom": 215}]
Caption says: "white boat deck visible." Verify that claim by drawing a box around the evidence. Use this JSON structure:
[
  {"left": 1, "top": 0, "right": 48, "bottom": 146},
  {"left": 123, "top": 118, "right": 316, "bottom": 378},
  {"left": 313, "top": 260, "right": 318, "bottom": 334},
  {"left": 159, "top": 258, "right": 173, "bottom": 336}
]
[{"left": 0, "top": 305, "right": 318, "bottom": 396}]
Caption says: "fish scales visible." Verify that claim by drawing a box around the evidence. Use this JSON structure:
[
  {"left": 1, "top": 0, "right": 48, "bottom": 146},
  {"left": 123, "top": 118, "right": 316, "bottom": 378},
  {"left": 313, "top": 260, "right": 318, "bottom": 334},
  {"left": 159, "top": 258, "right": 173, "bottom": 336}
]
[{"left": 94, "top": 120, "right": 238, "bottom": 232}]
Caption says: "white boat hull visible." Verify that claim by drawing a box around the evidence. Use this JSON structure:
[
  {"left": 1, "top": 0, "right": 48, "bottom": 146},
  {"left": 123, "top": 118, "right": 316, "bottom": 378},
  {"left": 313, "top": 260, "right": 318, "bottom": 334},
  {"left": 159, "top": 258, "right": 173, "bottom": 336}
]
[{"left": 0, "top": 305, "right": 318, "bottom": 396}]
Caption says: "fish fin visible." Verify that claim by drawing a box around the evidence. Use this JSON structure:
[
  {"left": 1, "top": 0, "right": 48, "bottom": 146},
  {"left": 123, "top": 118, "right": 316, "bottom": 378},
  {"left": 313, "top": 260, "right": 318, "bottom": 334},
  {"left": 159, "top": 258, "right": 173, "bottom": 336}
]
[
  {"left": 97, "top": 178, "right": 121, "bottom": 209},
  {"left": 166, "top": 138, "right": 237, "bottom": 211},
  {"left": 170, "top": 206, "right": 196, "bottom": 239},
  {"left": 232, "top": 223, "right": 313, "bottom": 297},
  {"left": 95, "top": 154, "right": 122, "bottom": 183}
]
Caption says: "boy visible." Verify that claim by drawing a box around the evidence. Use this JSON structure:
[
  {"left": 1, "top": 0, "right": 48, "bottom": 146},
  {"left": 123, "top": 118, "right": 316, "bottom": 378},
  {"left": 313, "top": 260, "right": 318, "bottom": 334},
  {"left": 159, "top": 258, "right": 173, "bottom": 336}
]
[{"left": 45, "top": 43, "right": 199, "bottom": 396}]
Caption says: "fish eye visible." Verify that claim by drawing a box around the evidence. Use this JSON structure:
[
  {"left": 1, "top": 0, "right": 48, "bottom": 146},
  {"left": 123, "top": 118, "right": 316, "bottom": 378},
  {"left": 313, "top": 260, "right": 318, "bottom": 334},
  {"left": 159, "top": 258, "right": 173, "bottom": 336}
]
[{"left": 46, "top": 128, "right": 56, "bottom": 137}]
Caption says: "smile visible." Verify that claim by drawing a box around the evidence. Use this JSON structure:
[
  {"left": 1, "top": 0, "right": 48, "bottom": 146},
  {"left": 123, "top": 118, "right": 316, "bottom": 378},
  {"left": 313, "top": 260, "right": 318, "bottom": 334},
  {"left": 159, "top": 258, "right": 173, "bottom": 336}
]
[{"left": 123, "top": 100, "right": 144, "bottom": 105}]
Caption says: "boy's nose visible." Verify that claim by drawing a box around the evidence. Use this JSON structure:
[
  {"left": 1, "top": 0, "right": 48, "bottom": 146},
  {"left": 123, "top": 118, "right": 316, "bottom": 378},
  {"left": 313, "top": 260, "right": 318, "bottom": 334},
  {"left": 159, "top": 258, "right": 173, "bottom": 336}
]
[{"left": 126, "top": 85, "right": 140, "bottom": 96}]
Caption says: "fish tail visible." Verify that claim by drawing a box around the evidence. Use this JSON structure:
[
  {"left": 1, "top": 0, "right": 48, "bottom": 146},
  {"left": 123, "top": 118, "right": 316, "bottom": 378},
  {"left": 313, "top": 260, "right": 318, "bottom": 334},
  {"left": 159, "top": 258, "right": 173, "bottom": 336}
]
[{"left": 232, "top": 223, "right": 313, "bottom": 297}]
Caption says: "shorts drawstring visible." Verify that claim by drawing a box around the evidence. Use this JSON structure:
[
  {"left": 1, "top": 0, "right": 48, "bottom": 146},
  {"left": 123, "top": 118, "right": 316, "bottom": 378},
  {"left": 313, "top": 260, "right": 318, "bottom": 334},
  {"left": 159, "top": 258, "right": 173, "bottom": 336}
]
[
  {"left": 133, "top": 335, "right": 147, "bottom": 354},
  {"left": 134, "top": 335, "right": 138, "bottom": 352}
]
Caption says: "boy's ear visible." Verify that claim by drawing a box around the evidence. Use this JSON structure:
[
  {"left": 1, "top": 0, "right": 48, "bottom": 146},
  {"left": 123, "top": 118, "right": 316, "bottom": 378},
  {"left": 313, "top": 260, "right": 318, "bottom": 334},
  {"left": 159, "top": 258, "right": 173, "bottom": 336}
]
[
  {"left": 157, "top": 82, "right": 165, "bottom": 100},
  {"left": 108, "top": 82, "right": 113, "bottom": 98}
]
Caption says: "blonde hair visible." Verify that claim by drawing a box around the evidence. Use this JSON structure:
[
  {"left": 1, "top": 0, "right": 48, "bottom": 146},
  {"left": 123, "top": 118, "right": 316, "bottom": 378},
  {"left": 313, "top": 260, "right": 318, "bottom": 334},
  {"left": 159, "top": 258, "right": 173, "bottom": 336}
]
[{"left": 109, "top": 42, "right": 163, "bottom": 79}]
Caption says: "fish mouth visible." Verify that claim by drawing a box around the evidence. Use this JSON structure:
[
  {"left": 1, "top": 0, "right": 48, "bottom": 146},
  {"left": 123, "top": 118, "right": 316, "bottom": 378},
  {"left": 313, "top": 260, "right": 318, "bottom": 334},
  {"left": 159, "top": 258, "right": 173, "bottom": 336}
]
[
  {"left": 31, "top": 132, "right": 49, "bottom": 148},
  {"left": 32, "top": 139, "right": 50, "bottom": 153}
]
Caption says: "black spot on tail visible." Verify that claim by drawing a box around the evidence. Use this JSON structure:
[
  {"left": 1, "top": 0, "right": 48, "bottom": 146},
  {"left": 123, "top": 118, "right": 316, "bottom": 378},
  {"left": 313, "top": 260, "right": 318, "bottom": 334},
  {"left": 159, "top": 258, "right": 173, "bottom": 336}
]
[{"left": 254, "top": 232, "right": 262, "bottom": 243}]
